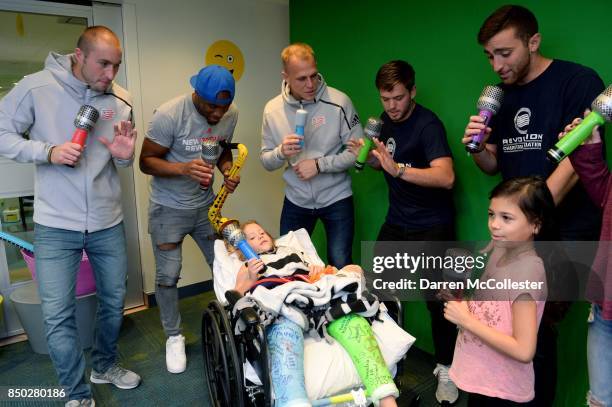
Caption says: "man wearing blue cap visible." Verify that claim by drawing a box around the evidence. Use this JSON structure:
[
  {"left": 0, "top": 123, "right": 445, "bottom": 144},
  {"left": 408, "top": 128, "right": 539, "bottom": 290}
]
[{"left": 139, "top": 65, "right": 239, "bottom": 374}]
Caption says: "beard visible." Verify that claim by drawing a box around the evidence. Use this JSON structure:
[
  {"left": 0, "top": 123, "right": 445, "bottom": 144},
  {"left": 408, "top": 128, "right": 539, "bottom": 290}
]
[
  {"left": 511, "top": 52, "right": 532, "bottom": 85},
  {"left": 80, "top": 65, "right": 110, "bottom": 92}
]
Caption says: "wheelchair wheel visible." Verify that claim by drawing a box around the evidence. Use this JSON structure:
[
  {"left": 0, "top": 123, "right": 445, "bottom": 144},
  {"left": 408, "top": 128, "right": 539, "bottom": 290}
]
[
  {"left": 208, "top": 301, "right": 273, "bottom": 407},
  {"left": 202, "top": 304, "right": 244, "bottom": 407},
  {"left": 208, "top": 301, "right": 245, "bottom": 405}
]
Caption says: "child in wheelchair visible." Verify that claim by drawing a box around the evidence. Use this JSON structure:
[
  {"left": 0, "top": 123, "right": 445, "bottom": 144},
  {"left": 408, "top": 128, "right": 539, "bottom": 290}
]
[
  {"left": 233, "top": 221, "right": 362, "bottom": 293},
  {"left": 227, "top": 221, "right": 400, "bottom": 407}
]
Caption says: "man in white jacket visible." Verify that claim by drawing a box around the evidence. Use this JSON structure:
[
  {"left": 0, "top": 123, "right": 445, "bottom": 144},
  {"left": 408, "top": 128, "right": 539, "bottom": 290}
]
[
  {"left": 261, "top": 43, "right": 363, "bottom": 268},
  {"left": 0, "top": 26, "right": 140, "bottom": 406}
]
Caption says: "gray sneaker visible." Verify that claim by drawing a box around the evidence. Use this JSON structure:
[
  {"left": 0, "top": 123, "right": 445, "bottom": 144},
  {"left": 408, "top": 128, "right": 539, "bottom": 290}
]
[
  {"left": 433, "top": 363, "right": 459, "bottom": 404},
  {"left": 90, "top": 364, "right": 141, "bottom": 389},
  {"left": 65, "top": 399, "right": 95, "bottom": 407}
]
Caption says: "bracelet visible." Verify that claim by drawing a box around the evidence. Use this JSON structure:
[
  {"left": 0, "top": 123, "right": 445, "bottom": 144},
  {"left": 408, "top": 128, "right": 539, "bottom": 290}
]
[
  {"left": 47, "top": 145, "right": 56, "bottom": 164},
  {"left": 315, "top": 158, "right": 321, "bottom": 174},
  {"left": 394, "top": 163, "right": 406, "bottom": 178},
  {"left": 473, "top": 147, "right": 486, "bottom": 154}
]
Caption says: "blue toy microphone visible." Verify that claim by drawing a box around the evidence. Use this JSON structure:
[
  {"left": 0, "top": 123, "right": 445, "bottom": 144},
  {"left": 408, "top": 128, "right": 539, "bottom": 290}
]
[
  {"left": 295, "top": 108, "right": 307, "bottom": 147},
  {"left": 222, "top": 222, "right": 260, "bottom": 261}
]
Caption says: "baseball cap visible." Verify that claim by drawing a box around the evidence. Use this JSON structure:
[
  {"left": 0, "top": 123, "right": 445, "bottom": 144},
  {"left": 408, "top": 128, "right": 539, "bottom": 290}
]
[{"left": 190, "top": 65, "right": 235, "bottom": 105}]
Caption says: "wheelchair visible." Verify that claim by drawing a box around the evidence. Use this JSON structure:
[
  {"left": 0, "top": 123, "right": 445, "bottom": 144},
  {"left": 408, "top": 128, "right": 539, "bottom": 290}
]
[{"left": 201, "top": 289, "right": 407, "bottom": 407}]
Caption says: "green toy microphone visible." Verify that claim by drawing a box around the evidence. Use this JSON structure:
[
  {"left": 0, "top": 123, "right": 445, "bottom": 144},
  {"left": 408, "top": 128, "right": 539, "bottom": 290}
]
[
  {"left": 547, "top": 85, "right": 612, "bottom": 163},
  {"left": 354, "top": 117, "right": 383, "bottom": 171}
]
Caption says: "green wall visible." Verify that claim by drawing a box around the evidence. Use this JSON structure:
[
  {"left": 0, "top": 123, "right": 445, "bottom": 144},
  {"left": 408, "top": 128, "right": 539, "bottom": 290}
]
[{"left": 289, "top": 1, "right": 611, "bottom": 406}]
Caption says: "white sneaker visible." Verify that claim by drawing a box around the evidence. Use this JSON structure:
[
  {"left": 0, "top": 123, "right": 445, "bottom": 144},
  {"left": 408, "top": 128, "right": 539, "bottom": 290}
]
[
  {"left": 166, "top": 334, "right": 186, "bottom": 374},
  {"left": 433, "top": 363, "right": 458, "bottom": 404},
  {"left": 65, "top": 400, "right": 95, "bottom": 407}
]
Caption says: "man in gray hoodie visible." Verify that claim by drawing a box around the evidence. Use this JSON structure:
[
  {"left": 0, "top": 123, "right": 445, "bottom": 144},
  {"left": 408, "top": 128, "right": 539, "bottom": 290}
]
[
  {"left": 0, "top": 26, "right": 140, "bottom": 406},
  {"left": 261, "top": 43, "right": 362, "bottom": 268}
]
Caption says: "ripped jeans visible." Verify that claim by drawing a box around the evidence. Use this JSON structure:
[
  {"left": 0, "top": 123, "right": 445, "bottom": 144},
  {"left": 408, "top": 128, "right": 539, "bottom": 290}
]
[
  {"left": 149, "top": 202, "right": 215, "bottom": 337},
  {"left": 587, "top": 304, "right": 611, "bottom": 406}
]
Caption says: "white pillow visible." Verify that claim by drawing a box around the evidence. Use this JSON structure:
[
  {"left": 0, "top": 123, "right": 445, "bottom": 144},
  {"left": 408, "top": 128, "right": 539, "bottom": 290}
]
[{"left": 244, "top": 312, "right": 415, "bottom": 400}]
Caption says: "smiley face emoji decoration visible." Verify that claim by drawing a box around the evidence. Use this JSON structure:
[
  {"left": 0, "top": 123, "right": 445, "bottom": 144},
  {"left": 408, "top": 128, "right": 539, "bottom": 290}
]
[{"left": 205, "top": 40, "right": 245, "bottom": 81}]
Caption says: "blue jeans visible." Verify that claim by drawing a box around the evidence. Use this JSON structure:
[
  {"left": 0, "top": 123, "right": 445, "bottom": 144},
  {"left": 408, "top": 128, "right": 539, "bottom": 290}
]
[
  {"left": 34, "top": 222, "right": 128, "bottom": 400},
  {"left": 587, "top": 304, "right": 612, "bottom": 406},
  {"left": 148, "top": 202, "right": 215, "bottom": 336},
  {"left": 280, "top": 196, "right": 354, "bottom": 268}
]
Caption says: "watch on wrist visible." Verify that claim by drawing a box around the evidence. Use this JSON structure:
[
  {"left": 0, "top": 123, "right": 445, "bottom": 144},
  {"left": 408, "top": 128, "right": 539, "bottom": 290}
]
[{"left": 395, "top": 163, "right": 406, "bottom": 178}]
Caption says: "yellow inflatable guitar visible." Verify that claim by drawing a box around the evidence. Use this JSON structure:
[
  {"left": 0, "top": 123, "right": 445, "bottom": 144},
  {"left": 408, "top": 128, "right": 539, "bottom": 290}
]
[{"left": 208, "top": 142, "right": 248, "bottom": 235}]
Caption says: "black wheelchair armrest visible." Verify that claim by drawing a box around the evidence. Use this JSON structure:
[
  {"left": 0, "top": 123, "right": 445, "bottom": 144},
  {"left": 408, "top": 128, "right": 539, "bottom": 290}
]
[
  {"left": 225, "top": 290, "right": 259, "bottom": 327},
  {"left": 225, "top": 289, "right": 243, "bottom": 307},
  {"left": 384, "top": 296, "right": 403, "bottom": 326}
]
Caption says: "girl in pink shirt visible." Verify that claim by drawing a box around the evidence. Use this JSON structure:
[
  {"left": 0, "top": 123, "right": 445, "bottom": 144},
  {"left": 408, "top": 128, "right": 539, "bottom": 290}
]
[{"left": 444, "top": 177, "right": 554, "bottom": 405}]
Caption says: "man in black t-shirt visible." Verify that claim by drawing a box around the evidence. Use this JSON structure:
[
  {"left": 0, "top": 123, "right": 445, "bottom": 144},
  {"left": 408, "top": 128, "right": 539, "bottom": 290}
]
[
  {"left": 463, "top": 5, "right": 604, "bottom": 240},
  {"left": 364, "top": 60, "right": 455, "bottom": 240},
  {"left": 462, "top": 5, "right": 605, "bottom": 406},
  {"left": 352, "top": 60, "right": 458, "bottom": 404}
]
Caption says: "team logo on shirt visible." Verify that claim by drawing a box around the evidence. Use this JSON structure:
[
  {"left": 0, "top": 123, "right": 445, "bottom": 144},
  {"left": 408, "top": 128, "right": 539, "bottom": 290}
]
[
  {"left": 181, "top": 135, "right": 221, "bottom": 152},
  {"left": 100, "top": 108, "right": 115, "bottom": 120},
  {"left": 182, "top": 137, "right": 202, "bottom": 152},
  {"left": 513, "top": 107, "right": 531, "bottom": 135},
  {"left": 503, "top": 107, "right": 543, "bottom": 153},
  {"left": 311, "top": 115, "right": 326, "bottom": 129},
  {"left": 350, "top": 113, "right": 360, "bottom": 129}
]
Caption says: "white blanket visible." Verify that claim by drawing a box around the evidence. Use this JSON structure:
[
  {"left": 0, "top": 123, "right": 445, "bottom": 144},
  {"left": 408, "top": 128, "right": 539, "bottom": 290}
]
[{"left": 246, "top": 272, "right": 363, "bottom": 330}]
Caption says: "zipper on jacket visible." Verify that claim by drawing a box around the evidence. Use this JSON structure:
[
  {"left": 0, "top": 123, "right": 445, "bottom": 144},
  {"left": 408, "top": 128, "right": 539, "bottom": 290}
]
[{"left": 84, "top": 87, "right": 91, "bottom": 232}]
